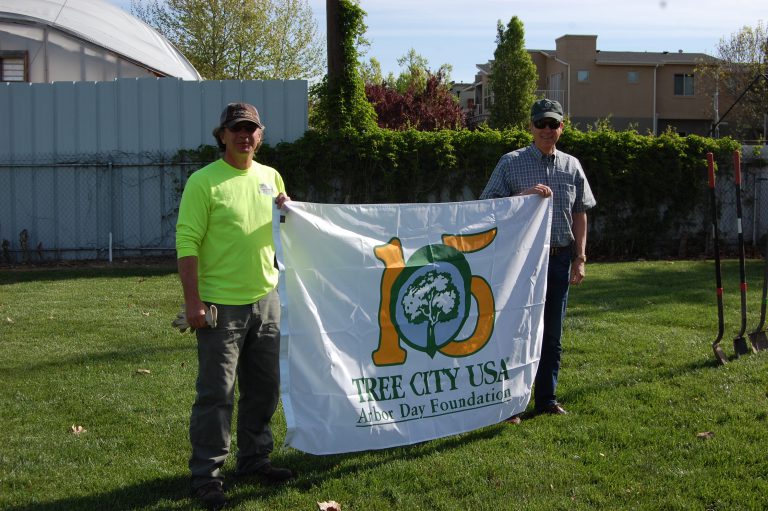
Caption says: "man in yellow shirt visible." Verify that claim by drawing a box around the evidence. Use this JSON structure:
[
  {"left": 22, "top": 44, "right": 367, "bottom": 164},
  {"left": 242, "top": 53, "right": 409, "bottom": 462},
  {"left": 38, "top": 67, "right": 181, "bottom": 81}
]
[{"left": 176, "top": 103, "right": 291, "bottom": 510}]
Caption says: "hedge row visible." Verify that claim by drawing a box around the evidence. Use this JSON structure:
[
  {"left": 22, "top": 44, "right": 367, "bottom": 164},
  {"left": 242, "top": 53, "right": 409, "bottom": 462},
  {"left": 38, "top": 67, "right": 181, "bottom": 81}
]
[{"left": 180, "top": 127, "right": 740, "bottom": 259}]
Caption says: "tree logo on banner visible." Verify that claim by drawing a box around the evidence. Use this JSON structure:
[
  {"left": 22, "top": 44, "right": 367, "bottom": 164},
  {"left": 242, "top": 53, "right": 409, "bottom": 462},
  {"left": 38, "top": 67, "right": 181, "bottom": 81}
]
[{"left": 372, "top": 229, "right": 497, "bottom": 365}]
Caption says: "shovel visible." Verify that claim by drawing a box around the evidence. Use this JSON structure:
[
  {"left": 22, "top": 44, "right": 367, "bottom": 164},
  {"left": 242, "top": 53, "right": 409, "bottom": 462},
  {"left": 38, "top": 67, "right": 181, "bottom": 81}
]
[
  {"left": 732, "top": 149, "right": 753, "bottom": 357},
  {"left": 733, "top": 149, "right": 751, "bottom": 357},
  {"left": 748, "top": 233, "right": 768, "bottom": 351},
  {"left": 708, "top": 153, "right": 728, "bottom": 365}
]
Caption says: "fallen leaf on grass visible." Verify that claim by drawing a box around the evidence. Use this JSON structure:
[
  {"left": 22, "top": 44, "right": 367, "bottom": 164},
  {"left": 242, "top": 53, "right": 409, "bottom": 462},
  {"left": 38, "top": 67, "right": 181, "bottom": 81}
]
[
  {"left": 70, "top": 424, "right": 86, "bottom": 435},
  {"left": 696, "top": 431, "right": 715, "bottom": 440},
  {"left": 317, "top": 501, "right": 341, "bottom": 511},
  {"left": 5, "top": 317, "right": 13, "bottom": 323},
  {"left": 142, "top": 312, "right": 151, "bottom": 317},
  {"left": 136, "top": 368, "right": 151, "bottom": 375}
]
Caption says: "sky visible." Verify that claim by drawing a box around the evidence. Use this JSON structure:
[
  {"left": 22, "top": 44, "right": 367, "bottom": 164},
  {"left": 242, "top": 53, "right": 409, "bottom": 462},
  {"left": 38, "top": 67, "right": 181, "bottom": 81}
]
[{"left": 106, "top": 0, "right": 765, "bottom": 84}]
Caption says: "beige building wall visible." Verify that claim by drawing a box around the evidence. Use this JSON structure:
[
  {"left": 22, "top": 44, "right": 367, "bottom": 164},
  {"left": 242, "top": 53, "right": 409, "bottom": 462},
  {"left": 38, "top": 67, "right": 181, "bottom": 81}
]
[
  {"left": 527, "top": 34, "right": 721, "bottom": 135},
  {"left": 474, "top": 34, "right": 737, "bottom": 136}
]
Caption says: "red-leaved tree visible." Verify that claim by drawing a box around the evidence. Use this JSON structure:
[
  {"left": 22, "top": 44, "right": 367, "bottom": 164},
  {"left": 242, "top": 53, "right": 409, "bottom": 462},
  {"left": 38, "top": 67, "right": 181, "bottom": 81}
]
[{"left": 365, "top": 71, "right": 465, "bottom": 131}]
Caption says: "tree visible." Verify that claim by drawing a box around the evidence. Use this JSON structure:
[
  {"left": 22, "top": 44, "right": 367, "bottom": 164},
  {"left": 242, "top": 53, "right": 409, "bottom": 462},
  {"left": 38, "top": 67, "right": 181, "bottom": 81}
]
[
  {"left": 261, "top": 0, "right": 326, "bottom": 80},
  {"left": 698, "top": 21, "right": 767, "bottom": 140},
  {"left": 361, "top": 49, "right": 462, "bottom": 131},
  {"left": 311, "top": 0, "right": 376, "bottom": 132},
  {"left": 360, "top": 57, "right": 390, "bottom": 86},
  {"left": 130, "top": 0, "right": 324, "bottom": 81},
  {"left": 401, "top": 271, "right": 460, "bottom": 357},
  {"left": 390, "top": 48, "right": 453, "bottom": 94},
  {"left": 488, "top": 16, "right": 538, "bottom": 129},
  {"left": 394, "top": 48, "right": 430, "bottom": 93},
  {"left": 365, "top": 69, "right": 465, "bottom": 130}
]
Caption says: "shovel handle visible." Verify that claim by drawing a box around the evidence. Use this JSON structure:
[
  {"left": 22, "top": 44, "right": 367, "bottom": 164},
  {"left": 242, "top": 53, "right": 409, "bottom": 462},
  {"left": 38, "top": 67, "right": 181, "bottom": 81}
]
[{"left": 708, "top": 152, "right": 725, "bottom": 344}]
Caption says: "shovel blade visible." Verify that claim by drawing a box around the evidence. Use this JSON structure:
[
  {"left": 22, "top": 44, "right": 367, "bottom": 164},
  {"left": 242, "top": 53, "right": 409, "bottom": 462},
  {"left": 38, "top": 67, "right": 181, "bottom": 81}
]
[
  {"left": 733, "top": 336, "right": 752, "bottom": 357},
  {"left": 748, "top": 330, "right": 768, "bottom": 352},
  {"left": 713, "top": 342, "right": 728, "bottom": 365}
]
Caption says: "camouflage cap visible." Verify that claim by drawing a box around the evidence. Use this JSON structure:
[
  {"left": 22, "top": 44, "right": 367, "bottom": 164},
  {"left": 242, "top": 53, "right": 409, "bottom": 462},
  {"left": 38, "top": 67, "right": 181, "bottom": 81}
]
[{"left": 212, "top": 102, "right": 264, "bottom": 141}]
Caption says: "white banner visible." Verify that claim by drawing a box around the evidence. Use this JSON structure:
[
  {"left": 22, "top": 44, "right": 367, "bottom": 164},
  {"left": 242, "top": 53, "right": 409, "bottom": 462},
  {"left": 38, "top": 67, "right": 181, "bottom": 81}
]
[{"left": 273, "top": 196, "right": 552, "bottom": 455}]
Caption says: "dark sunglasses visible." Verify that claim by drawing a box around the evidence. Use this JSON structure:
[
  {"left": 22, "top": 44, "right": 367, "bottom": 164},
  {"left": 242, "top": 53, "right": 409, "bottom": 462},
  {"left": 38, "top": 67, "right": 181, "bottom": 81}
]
[
  {"left": 228, "top": 123, "right": 259, "bottom": 133},
  {"left": 533, "top": 119, "right": 562, "bottom": 130}
]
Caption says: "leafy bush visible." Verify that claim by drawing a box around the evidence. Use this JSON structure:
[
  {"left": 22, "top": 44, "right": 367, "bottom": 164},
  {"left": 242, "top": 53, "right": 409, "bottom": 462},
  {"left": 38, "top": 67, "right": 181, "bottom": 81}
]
[
  {"left": 365, "top": 71, "right": 465, "bottom": 131},
  {"left": 182, "top": 126, "right": 739, "bottom": 259}
]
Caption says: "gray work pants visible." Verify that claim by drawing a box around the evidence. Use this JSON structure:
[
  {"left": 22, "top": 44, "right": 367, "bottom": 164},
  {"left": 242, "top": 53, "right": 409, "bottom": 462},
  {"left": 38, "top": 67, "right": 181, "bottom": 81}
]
[{"left": 188, "top": 289, "right": 281, "bottom": 489}]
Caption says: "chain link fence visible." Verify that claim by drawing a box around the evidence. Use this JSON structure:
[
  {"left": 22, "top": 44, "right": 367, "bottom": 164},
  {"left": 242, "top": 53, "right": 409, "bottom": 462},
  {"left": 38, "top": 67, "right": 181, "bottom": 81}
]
[
  {"left": 710, "top": 152, "right": 768, "bottom": 258},
  {"left": 0, "top": 151, "right": 209, "bottom": 264}
]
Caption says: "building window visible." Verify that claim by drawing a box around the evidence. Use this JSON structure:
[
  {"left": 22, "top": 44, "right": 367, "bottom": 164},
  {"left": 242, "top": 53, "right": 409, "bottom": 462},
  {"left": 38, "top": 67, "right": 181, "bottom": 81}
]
[
  {"left": 674, "top": 73, "right": 694, "bottom": 96},
  {"left": 483, "top": 82, "right": 493, "bottom": 109},
  {"left": 627, "top": 71, "right": 639, "bottom": 83},
  {"left": 577, "top": 70, "right": 589, "bottom": 82},
  {"left": 0, "top": 51, "right": 28, "bottom": 82}
]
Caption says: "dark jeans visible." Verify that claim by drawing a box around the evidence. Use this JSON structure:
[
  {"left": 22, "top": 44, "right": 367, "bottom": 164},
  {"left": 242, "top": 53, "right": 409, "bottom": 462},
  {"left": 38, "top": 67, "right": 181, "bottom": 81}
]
[
  {"left": 534, "top": 249, "right": 571, "bottom": 409},
  {"left": 189, "top": 289, "right": 281, "bottom": 489}
]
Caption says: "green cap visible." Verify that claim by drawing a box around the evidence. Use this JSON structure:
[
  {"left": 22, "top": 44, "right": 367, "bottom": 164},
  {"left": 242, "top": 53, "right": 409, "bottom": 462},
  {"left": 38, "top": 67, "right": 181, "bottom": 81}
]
[{"left": 531, "top": 99, "right": 563, "bottom": 122}]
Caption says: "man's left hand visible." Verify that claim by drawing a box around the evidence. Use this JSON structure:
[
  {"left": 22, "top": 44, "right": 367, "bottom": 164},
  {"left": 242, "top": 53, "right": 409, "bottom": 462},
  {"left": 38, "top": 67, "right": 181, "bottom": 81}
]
[
  {"left": 275, "top": 193, "right": 291, "bottom": 209},
  {"left": 570, "top": 260, "right": 585, "bottom": 285}
]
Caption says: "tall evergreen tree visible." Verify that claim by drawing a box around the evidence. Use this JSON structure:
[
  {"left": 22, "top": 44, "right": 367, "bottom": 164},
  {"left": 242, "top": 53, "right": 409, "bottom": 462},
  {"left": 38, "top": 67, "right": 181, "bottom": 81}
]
[{"left": 488, "top": 17, "right": 537, "bottom": 129}]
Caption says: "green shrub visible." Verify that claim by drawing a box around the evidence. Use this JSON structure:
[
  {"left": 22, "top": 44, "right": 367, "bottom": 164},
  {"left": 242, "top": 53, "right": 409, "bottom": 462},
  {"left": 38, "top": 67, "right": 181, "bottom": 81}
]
[{"left": 180, "top": 126, "right": 739, "bottom": 260}]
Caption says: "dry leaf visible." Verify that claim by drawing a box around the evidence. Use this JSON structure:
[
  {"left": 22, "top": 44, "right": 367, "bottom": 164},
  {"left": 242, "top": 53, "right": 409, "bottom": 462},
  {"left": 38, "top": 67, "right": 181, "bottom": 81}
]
[
  {"left": 5, "top": 317, "right": 13, "bottom": 323},
  {"left": 317, "top": 501, "right": 341, "bottom": 511},
  {"left": 696, "top": 431, "right": 715, "bottom": 440},
  {"left": 142, "top": 312, "right": 151, "bottom": 317},
  {"left": 136, "top": 368, "right": 151, "bottom": 375},
  {"left": 70, "top": 424, "right": 86, "bottom": 435}
]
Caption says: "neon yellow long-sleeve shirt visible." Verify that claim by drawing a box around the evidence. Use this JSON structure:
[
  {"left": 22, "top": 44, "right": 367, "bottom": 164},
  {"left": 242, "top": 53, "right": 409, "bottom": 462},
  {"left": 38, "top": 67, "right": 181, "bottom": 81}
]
[{"left": 175, "top": 158, "right": 285, "bottom": 304}]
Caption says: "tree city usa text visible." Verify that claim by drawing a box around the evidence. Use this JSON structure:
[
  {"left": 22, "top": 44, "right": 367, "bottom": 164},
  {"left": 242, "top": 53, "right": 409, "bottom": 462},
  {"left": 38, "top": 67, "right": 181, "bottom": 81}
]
[{"left": 352, "top": 358, "right": 514, "bottom": 425}]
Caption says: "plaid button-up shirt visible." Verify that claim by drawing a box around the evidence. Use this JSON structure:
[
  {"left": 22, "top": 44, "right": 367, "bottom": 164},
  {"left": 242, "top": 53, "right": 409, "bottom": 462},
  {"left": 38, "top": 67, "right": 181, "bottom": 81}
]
[{"left": 480, "top": 144, "right": 596, "bottom": 248}]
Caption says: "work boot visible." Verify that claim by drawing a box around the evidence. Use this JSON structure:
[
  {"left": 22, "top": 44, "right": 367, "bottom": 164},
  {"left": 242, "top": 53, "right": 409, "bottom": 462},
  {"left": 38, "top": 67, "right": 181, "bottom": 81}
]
[
  {"left": 193, "top": 481, "right": 226, "bottom": 510},
  {"left": 238, "top": 462, "right": 294, "bottom": 485}
]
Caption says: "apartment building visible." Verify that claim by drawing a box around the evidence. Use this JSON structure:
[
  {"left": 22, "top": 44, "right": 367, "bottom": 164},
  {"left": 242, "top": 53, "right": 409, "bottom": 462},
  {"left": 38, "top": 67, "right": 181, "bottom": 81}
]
[{"left": 467, "top": 34, "right": 727, "bottom": 136}]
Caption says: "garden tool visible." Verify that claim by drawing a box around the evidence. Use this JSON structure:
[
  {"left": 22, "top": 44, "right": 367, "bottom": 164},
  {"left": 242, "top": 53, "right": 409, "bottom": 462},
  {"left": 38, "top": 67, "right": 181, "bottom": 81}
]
[
  {"left": 747, "top": 233, "right": 768, "bottom": 351},
  {"left": 708, "top": 153, "right": 727, "bottom": 365},
  {"left": 732, "top": 149, "right": 753, "bottom": 357},
  {"left": 172, "top": 304, "right": 218, "bottom": 333}
]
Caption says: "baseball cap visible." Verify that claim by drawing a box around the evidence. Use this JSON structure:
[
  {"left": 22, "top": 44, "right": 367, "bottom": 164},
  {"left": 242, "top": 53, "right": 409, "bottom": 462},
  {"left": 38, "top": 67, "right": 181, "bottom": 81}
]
[
  {"left": 219, "top": 102, "right": 263, "bottom": 129},
  {"left": 212, "top": 103, "right": 264, "bottom": 140},
  {"left": 531, "top": 99, "right": 563, "bottom": 122}
]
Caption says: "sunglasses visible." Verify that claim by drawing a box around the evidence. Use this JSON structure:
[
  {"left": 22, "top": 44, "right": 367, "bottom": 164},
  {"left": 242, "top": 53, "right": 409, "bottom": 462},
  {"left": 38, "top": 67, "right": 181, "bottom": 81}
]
[
  {"left": 533, "top": 119, "right": 562, "bottom": 130},
  {"left": 228, "top": 123, "right": 259, "bottom": 133}
]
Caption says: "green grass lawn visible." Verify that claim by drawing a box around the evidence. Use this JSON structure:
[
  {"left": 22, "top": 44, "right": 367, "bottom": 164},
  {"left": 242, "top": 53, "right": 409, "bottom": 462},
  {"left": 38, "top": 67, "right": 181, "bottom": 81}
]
[{"left": 1, "top": 259, "right": 767, "bottom": 510}]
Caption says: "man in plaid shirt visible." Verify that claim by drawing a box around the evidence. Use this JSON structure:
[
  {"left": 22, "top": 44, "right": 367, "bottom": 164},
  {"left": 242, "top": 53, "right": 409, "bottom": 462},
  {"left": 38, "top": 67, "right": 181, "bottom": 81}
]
[{"left": 480, "top": 99, "right": 596, "bottom": 421}]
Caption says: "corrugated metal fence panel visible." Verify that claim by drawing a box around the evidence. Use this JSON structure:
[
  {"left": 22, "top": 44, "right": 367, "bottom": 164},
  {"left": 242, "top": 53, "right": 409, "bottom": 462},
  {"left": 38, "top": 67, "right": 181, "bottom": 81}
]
[
  {"left": 0, "top": 77, "right": 307, "bottom": 159},
  {"left": 0, "top": 77, "right": 307, "bottom": 261}
]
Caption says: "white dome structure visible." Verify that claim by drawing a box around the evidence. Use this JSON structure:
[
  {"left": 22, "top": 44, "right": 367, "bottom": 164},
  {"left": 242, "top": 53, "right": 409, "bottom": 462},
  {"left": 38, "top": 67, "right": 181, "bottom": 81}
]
[{"left": 0, "top": 0, "right": 201, "bottom": 81}]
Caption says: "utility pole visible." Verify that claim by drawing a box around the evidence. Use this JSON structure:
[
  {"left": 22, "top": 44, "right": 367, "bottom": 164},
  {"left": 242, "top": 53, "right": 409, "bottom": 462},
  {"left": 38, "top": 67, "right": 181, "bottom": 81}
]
[{"left": 326, "top": 0, "right": 342, "bottom": 93}]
